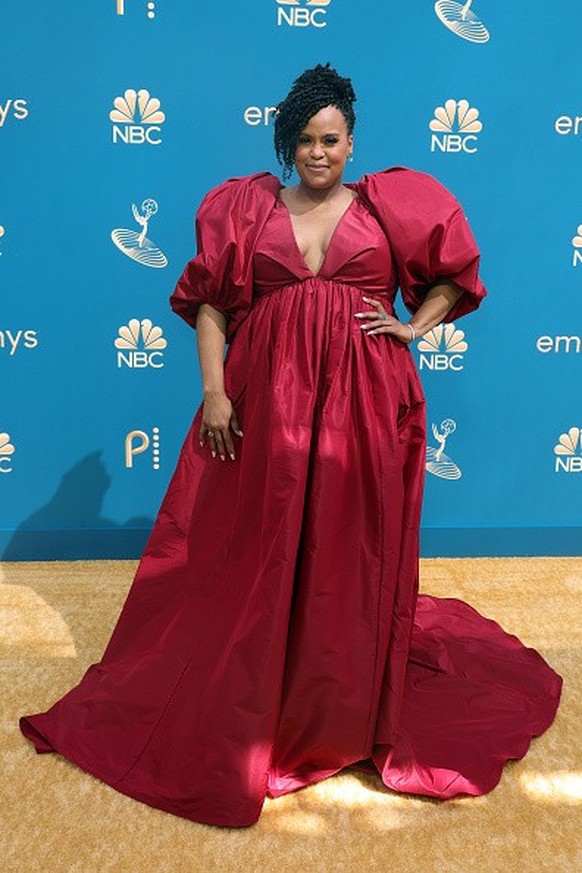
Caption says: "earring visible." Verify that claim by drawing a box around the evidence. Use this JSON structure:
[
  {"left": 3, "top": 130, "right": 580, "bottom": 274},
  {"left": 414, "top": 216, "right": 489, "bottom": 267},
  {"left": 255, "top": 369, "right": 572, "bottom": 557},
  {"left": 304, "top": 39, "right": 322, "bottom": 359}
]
[{"left": 348, "top": 152, "right": 354, "bottom": 162}]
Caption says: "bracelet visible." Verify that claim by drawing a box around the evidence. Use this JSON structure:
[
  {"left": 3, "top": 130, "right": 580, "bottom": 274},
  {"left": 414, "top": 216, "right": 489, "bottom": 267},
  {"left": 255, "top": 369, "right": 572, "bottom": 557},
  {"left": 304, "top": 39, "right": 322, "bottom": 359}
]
[{"left": 406, "top": 323, "right": 416, "bottom": 343}]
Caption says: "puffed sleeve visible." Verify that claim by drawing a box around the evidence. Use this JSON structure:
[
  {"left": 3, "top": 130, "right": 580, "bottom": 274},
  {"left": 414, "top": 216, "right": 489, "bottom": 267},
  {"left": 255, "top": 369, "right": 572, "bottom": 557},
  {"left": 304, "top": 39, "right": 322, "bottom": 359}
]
[
  {"left": 358, "top": 167, "right": 487, "bottom": 322},
  {"left": 170, "top": 175, "right": 260, "bottom": 344}
]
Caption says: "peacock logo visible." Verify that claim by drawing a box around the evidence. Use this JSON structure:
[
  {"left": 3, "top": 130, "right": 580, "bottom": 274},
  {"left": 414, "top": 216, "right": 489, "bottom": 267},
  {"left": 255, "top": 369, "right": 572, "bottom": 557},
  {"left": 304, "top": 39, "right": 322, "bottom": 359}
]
[
  {"left": 426, "top": 419, "right": 462, "bottom": 479},
  {"left": 430, "top": 99, "right": 483, "bottom": 153},
  {"left": 417, "top": 322, "right": 468, "bottom": 371},
  {"left": 275, "top": 0, "right": 331, "bottom": 28},
  {"left": 110, "top": 89, "right": 165, "bottom": 145},
  {"left": 554, "top": 427, "right": 582, "bottom": 473},
  {"left": 434, "top": 1, "right": 490, "bottom": 44},
  {"left": 115, "top": 319, "right": 167, "bottom": 369},
  {"left": 0, "top": 431, "right": 15, "bottom": 473},
  {"left": 572, "top": 224, "right": 582, "bottom": 267}
]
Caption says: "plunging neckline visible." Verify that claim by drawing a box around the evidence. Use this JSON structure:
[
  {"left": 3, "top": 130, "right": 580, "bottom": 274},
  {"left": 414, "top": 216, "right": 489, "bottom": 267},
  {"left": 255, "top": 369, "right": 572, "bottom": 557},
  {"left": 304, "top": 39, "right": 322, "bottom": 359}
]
[{"left": 276, "top": 189, "right": 359, "bottom": 279}]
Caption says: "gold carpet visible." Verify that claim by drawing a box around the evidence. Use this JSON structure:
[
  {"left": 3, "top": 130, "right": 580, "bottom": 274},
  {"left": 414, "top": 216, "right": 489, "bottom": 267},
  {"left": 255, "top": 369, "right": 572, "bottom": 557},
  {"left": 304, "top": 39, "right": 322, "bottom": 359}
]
[{"left": 2, "top": 557, "right": 580, "bottom": 873}]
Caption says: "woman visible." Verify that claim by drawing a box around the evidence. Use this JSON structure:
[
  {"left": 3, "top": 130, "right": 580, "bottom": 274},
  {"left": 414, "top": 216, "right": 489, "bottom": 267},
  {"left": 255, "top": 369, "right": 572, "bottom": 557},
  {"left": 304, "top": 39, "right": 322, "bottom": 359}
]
[{"left": 19, "top": 63, "right": 563, "bottom": 828}]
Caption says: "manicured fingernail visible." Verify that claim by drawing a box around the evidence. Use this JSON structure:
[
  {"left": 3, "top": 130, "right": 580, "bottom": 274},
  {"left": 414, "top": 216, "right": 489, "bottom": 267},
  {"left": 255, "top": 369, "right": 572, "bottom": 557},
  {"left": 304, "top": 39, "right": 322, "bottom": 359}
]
[
  {"left": 199, "top": 440, "right": 204, "bottom": 447},
  {"left": 229, "top": 453, "right": 235, "bottom": 461},
  {"left": 211, "top": 450, "right": 216, "bottom": 458},
  {"left": 220, "top": 455, "right": 225, "bottom": 461},
  {"left": 354, "top": 313, "right": 363, "bottom": 318}
]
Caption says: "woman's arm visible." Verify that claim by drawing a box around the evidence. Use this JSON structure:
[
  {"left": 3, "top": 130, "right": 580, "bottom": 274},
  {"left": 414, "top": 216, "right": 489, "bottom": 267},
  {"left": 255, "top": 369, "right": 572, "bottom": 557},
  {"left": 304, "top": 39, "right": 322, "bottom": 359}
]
[
  {"left": 357, "top": 281, "right": 465, "bottom": 343},
  {"left": 196, "top": 304, "right": 241, "bottom": 461},
  {"left": 196, "top": 303, "right": 227, "bottom": 395},
  {"left": 406, "top": 281, "right": 465, "bottom": 339}
]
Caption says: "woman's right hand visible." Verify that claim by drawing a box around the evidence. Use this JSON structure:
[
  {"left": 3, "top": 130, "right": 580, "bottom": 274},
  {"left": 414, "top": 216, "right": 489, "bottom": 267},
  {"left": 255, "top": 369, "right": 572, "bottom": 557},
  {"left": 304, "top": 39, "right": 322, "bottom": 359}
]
[{"left": 199, "top": 390, "right": 243, "bottom": 461}]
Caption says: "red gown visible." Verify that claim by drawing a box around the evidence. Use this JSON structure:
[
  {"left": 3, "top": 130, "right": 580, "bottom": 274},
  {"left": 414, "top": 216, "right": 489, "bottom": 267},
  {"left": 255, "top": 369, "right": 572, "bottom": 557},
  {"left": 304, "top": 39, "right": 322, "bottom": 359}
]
[{"left": 19, "top": 167, "right": 563, "bottom": 828}]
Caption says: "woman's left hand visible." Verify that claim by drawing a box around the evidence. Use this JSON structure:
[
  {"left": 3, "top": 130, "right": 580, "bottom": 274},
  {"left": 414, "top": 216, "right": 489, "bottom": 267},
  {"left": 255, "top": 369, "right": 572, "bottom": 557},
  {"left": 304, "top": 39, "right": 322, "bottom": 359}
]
[{"left": 354, "top": 296, "right": 412, "bottom": 343}]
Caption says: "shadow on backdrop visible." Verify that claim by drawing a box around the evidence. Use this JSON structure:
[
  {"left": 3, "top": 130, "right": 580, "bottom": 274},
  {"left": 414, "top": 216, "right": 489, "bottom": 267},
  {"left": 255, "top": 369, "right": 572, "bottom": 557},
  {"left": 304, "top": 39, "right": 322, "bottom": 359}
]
[{"left": 2, "top": 451, "right": 152, "bottom": 561}]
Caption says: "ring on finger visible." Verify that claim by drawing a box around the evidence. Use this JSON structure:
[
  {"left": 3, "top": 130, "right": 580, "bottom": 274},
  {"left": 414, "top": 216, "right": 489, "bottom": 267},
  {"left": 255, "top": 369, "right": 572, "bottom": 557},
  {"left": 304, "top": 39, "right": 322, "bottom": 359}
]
[{"left": 366, "top": 310, "right": 389, "bottom": 336}]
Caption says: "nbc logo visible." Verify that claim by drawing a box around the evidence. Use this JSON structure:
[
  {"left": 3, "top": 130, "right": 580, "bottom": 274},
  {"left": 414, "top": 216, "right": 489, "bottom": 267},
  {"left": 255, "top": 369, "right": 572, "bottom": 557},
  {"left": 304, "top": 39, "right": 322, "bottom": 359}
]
[
  {"left": 434, "top": 1, "right": 490, "bottom": 44},
  {"left": 417, "top": 322, "right": 468, "bottom": 371},
  {"left": 110, "top": 89, "right": 165, "bottom": 145},
  {"left": 554, "top": 427, "right": 582, "bottom": 473},
  {"left": 426, "top": 418, "right": 461, "bottom": 479},
  {"left": 115, "top": 319, "right": 167, "bottom": 368},
  {"left": 429, "top": 99, "right": 482, "bottom": 153},
  {"left": 0, "top": 223, "right": 5, "bottom": 256},
  {"left": 111, "top": 199, "right": 168, "bottom": 268},
  {"left": 275, "top": 0, "right": 330, "bottom": 29},
  {"left": 572, "top": 224, "right": 582, "bottom": 267},
  {"left": 0, "top": 431, "right": 15, "bottom": 473},
  {"left": 125, "top": 427, "right": 161, "bottom": 470}
]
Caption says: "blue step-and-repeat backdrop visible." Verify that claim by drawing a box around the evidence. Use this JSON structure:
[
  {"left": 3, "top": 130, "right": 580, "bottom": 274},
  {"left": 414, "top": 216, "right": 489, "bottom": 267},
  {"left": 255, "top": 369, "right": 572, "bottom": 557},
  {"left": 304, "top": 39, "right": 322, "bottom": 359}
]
[{"left": 1, "top": 2, "right": 580, "bottom": 559}]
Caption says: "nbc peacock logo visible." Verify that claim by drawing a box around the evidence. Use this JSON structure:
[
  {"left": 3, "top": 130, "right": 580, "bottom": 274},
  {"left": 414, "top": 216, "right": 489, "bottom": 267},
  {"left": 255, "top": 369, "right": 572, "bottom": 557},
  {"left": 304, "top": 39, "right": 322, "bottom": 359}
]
[
  {"left": 417, "top": 322, "right": 468, "bottom": 371},
  {"left": 554, "top": 427, "right": 582, "bottom": 473},
  {"left": 429, "top": 99, "right": 482, "bottom": 154},
  {"left": 111, "top": 199, "right": 168, "bottom": 268},
  {"left": 110, "top": 89, "right": 165, "bottom": 145},
  {"left": 115, "top": 319, "right": 167, "bottom": 369},
  {"left": 571, "top": 224, "right": 582, "bottom": 267},
  {"left": 275, "top": 0, "right": 330, "bottom": 29},
  {"left": 0, "top": 431, "right": 15, "bottom": 473},
  {"left": 426, "top": 418, "right": 462, "bottom": 479},
  {"left": 434, "top": 1, "right": 490, "bottom": 44}
]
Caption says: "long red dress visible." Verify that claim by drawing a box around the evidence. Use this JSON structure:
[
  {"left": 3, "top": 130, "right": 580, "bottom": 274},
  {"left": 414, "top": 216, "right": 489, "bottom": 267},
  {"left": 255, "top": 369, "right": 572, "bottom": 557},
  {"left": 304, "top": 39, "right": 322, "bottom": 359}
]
[{"left": 19, "top": 167, "right": 563, "bottom": 828}]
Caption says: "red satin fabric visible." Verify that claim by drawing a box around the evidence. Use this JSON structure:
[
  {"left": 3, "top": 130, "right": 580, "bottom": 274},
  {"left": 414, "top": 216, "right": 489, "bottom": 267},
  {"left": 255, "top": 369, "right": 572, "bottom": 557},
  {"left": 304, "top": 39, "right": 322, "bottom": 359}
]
[{"left": 19, "top": 170, "right": 562, "bottom": 828}]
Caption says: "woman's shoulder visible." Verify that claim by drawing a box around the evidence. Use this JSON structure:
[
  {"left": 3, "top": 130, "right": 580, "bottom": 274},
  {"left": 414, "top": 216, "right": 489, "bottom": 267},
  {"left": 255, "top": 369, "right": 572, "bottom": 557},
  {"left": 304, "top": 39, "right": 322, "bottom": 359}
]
[
  {"left": 199, "top": 170, "right": 280, "bottom": 209},
  {"left": 356, "top": 165, "right": 461, "bottom": 213}
]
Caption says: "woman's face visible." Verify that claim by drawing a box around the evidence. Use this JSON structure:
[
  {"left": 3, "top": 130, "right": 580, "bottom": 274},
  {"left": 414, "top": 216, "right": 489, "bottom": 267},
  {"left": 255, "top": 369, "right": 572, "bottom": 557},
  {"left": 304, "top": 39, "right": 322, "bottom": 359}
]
[{"left": 294, "top": 104, "right": 353, "bottom": 190}]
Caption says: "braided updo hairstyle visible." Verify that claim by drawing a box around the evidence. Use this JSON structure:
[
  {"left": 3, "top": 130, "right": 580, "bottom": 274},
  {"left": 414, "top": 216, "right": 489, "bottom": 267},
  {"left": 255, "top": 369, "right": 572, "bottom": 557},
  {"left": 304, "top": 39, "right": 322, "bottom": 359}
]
[{"left": 273, "top": 62, "right": 357, "bottom": 182}]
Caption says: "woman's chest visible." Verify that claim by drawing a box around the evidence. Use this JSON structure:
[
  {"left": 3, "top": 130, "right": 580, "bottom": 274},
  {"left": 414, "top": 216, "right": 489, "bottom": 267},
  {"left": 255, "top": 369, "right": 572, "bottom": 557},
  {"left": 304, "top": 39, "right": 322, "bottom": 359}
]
[{"left": 252, "top": 197, "right": 397, "bottom": 292}]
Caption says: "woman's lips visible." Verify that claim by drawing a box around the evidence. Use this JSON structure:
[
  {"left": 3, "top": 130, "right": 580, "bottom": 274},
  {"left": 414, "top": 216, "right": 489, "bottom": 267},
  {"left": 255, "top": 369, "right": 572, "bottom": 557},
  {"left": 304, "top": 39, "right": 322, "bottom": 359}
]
[{"left": 306, "top": 165, "right": 328, "bottom": 172}]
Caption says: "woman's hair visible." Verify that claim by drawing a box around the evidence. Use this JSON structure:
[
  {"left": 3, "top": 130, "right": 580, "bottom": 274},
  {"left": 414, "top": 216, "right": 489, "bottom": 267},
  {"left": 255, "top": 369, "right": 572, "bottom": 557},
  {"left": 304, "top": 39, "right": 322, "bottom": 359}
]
[{"left": 273, "top": 62, "right": 357, "bottom": 181}]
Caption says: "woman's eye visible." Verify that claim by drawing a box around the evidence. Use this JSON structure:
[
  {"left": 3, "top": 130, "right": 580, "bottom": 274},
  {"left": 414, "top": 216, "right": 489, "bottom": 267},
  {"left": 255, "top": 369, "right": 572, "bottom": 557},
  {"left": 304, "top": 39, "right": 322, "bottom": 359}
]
[{"left": 297, "top": 136, "right": 339, "bottom": 145}]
